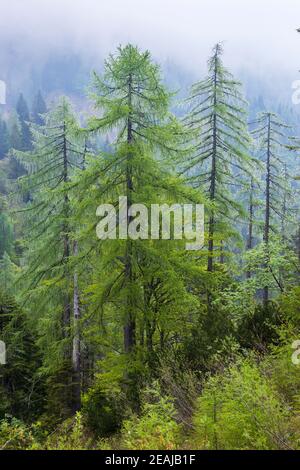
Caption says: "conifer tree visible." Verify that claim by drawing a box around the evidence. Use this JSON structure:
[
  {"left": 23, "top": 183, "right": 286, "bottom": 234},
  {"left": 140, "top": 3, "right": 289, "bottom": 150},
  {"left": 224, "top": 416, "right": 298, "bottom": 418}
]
[
  {"left": 32, "top": 91, "right": 47, "bottom": 125},
  {"left": 0, "top": 196, "right": 14, "bottom": 259},
  {"left": 242, "top": 173, "right": 263, "bottom": 278},
  {"left": 0, "top": 117, "right": 9, "bottom": 159},
  {"left": 184, "top": 44, "right": 253, "bottom": 272},
  {"left": 0, "top": 290, "right": 43, "bottom": 420},
  {"left": 14, "top": 98, "right": 86, "bottom": 414},
  {"left": 74, "top": 44, "right": 201, "bottom": 383},
  {"left": 251, "top": 112, "right": 293, "bottom": 305},
  {"left": 7, "top": 112, "right": 24, "bottom": 179},
  {"left": 16, "top": 93, "right": 32, "bottom": 151}
]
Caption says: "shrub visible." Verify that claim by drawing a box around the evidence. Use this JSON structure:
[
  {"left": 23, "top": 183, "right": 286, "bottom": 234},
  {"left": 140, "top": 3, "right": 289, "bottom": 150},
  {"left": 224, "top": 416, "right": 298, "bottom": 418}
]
[
  {"left": 82, "top": 375, "right": 125, "bottom": 437},
  {"left": 121, "top": 384, "right": 182, "bottom": 450},
  {"left": 193, "top": 359, "right": 291, "bottom": 450},
  {"left": 0, "top": 417, "right": 37, "bottom": 450},
  {"left": 42, "top": 412, "right": 93, "bottom": 450}
]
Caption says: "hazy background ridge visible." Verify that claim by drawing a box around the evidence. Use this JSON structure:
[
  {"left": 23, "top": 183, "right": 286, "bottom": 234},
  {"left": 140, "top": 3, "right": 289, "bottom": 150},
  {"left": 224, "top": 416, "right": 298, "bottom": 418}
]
[{"left": 1, "top": 0, "right": 300, "bottom": 116}]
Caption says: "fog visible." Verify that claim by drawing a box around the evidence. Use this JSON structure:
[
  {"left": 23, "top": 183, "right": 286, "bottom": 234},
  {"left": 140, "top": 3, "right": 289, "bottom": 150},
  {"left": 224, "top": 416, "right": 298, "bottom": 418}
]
[{"left": 0, "top": 0, "right": 299, "bottom": 103}]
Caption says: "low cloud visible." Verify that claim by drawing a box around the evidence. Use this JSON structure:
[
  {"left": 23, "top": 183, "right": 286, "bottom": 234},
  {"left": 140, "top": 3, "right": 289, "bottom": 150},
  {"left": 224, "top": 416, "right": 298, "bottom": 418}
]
[{"left": 0, "top": 0, "right": 299, "bottom": 74}]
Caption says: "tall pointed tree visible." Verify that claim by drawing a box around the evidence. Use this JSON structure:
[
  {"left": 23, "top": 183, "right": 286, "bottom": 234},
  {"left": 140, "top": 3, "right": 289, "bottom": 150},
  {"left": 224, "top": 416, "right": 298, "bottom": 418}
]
[
  {"left": 32, "top": 90, "right": 47, "bottom": 125},
  {"left": 0, "top": 116, "right": 9, "bottom": 159},
  {"left": 73, "top": 45, "right": 202, "bottom": 387},
  {"left": 14, "top": 97, "right": 86, "bottom": 414},
  {"left": 16, "top": 93, "right": 32, "bottom": 151},
  {"left": 184, "top": 44, "right": 253, "bottom": 272},
  {"left": 0, "top": 196, "right": 14, "bottom": 259},
  {"left": 251, "top": 112, "right": 294, "bottom": 305}
]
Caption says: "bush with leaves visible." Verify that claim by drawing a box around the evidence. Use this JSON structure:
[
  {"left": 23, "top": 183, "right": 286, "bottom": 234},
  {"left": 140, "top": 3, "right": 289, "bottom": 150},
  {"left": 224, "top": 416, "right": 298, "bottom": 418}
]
[
  {"left": 82, "top": 369, "right": 126, "bottom": 437},
  {"left": 0, "top": 418, "right": 37, "bottom": 450},
  {"left": 121, "top": 384, "right": 182, "bottom": 450},
  {"left": 193, "top": 358, "right": 291, "bottom": 450},
  {"left": 41, "top": 412, "right": 93, "bottom": 450}
]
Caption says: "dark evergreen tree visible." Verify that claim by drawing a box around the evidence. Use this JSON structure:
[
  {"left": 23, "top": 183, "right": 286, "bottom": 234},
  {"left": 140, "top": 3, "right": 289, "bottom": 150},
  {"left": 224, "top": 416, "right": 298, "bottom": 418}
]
[
  {"left": 7, "top": 113, "right": 25, "bottom": 180},
  {"left": 0, "top": 117, "right": 9, "bottom": 159},
  {"left": 16, "top": 93, "right": 32, "bottom": 151},
  {"left": 0, "top": 290, "right": 43, "bottom": 421},
  {"left": 0, "top": 196, "right": 14, "bottom": 259},
  {"left": 14, "top": 98, "right": 86, "bottom": 416},
  {"left": 32, "top": 91, "right": 47, "bottom": 125}
]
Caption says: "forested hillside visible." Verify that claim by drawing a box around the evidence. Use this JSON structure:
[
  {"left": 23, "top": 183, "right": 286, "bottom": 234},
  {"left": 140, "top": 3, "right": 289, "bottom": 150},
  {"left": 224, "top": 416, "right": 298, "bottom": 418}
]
[{"left": 1, "top": 42, "right": 300, "bottom": 451}]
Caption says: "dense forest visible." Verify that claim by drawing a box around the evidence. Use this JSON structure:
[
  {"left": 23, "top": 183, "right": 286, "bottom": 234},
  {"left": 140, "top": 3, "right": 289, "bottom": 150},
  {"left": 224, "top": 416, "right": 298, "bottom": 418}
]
[{"left": 1, "top": 41, "right": 300, "bottom": 451}]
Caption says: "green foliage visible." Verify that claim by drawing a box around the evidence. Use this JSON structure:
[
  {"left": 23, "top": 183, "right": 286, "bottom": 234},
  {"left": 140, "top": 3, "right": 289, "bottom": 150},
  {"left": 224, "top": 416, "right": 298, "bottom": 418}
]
[
  {"left": 41, "top": 412, "right": 93, "bottom": 450},
  {"left": 0, "top": 116, "right": 9, "bottom": 159},
  {"left": 237, "top": 301, "right": 282, "bottom": 351},
  {"left": 74, "top": 43, "right": 204, "bottom": 394},
  {"left": 268, "top": 337, "right": 300, "bottom": 406},
  {"left": 82, "top": 374, "right": 125, "bottom": 437},
  {"left": 14, "top": 97, "right": 86, "bottom": 413},
  {"left": 184, "top": 43, "right": 254, "bottom": 269},
  {"left": 121, "top": 384, "right": 182, "bottom": 450},
  {"left": 0, "top": 253, "right": 20, "bottom": 296},
  {"left": 193, "top": 359, "right": 291, "bottom": 450},
  {"left": 16, "top": 93, "right": 32, "bottom": 151},
  {"left": 0, "top": 418, "right": 37, "bottom": 450},
  {"left": 1, "top": 42, "right": 300, "bottom": 451},
  {"left": 279, "top": 286, "right": 300, "bottom": 328},
  {"left": 0, "top": 196, "right": 14, "bottom": 258},
  {"left": 32, "top": 91, "right": 47, "bottom": 125},
  {"left": 0, "top": 290, "right": 44, "bottom": 421}
]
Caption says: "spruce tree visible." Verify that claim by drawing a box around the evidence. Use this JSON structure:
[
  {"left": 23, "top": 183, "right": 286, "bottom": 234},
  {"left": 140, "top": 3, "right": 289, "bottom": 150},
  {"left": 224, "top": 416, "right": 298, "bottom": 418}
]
[
  {"left": 7, "top": 112, "right": 24, "bottom": 179},
  {"left": 32, "top": 91, "right": 47, "bottom": 125},
  {"left": 16, "top": 93, "right": 32, "bottom": 151},
  {"left": 0, "top": 117, "right": 9, "bottom": 159}
]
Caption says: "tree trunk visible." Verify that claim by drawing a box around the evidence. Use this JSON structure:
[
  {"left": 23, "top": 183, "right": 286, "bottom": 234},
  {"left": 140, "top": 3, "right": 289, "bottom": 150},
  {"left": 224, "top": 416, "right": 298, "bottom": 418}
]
[
  {"left": 281, "top": 164, "right": 287, "bottom": 241},
  {"left": 124, "top": 73, "right": 136, "bottom": 353},
  {"left": 207, "top": 51, "right": 218, "bottom": 273},
  {"left": 298, "top": 224, "right": 300, "bottom": 264},
  {"left": 62, "top": 122, "right": 71, "bottom": 334},
  {"left": 246, "top": 177, "right": 254, "bottom": 279},
  {"left": 220, "top": 240, "right": 225, "bottom": 264},
  {"left": 263, "top": 114, "right": 271, "bottom": 307},
  {"left": 72, "top": 240, "right": 81, "bottom": 412}
]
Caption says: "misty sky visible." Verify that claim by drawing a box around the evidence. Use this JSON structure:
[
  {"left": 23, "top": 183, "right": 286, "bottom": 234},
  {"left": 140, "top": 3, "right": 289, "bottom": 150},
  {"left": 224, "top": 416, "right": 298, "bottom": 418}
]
[
  {"left": 0, "top": 0, "right": 300, "bottom": 109},
  {"left": 1, "top": 0, "right": 299, "bottom": 72}
]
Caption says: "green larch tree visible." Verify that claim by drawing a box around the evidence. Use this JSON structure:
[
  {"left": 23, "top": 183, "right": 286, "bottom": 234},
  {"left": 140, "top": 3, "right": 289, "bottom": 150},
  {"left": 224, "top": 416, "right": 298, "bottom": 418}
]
[
  {"left": 251, "top": 112, "right": 295, "bottom": 305},
  {"left": 184, "top": 43, "right": 254, "bottom": 273},
  {"left": 73, "top": 45, "right": 202, "bottom": 389},
  {"left": 14, "top": 98, "right": 86, "bottom": 415}
]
